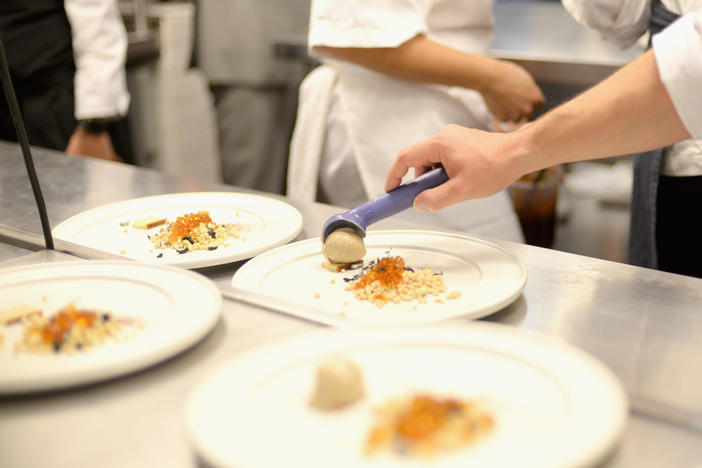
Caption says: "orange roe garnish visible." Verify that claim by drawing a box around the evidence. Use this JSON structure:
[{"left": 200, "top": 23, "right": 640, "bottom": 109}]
[
  {"left": 168, "top": 211, "right": 213, "bottom": 244},
  {"left": 395, "top": 395, "right": 463, "bottom": 442},
  {"left": 37, "top": 304, "right": 97, "bottom": 345},
  {"left": 352, "top": 256, "right": 405, "bottom": 291}
]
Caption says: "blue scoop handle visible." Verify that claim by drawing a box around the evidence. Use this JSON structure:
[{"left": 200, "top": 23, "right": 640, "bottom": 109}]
[{"left": 322, "top": 167, "right": 449, "bottom": 241}]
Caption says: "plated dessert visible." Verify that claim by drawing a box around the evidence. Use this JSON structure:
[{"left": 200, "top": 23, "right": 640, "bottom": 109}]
[
  {"left": 1, "top": 303, "right": 140, "bottom": 355},
  {"left": 336, "top": 255, "right": 461, "bottom": 308},
  {"left": 128, "top": 211, "right": 246, "bottom": 256},
  {"left": 309, "top": 357, "right": 493, "bottom": 458}
]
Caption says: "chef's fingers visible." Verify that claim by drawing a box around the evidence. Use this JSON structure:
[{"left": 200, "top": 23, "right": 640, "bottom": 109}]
[{"left": 385, "top": 139, "right": 443, "bottom": 192}]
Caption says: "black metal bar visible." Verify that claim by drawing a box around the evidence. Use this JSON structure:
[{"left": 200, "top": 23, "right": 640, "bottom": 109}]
[{"left": 0, "top": 31, "right": 54, "bottom": 249}]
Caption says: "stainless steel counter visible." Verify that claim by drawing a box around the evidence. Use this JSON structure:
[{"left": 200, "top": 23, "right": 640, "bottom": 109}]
[{"left": 1, "top": 142, "right": 702, "bottom": 468}]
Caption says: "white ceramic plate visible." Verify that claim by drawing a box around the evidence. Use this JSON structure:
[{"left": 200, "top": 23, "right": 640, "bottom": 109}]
[
  {"left": 185, "top": 324, "right": 628, "bottom": 468},
  {"left": 0, "top": 261, "right": 221, "bottom": 394},
  {"left": 231, "top": 230, "right": 526, "bottom": 327},
  {"left": 53, "top": 192, "right": 303, "bottom": 269}
]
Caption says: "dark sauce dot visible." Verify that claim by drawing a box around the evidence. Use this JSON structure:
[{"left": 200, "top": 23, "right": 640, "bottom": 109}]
[
  {"left": 156, "top": 253, "right": 163, "bottom": 258},
  {"left": 53, "top": 341, "right": 61, "bottom": 353},
  {"left": 208, "top": 246, "right": 218, "bottom": 251},
  {"left": 102, "top": 313, "right": 111, "bottom": 322},
  {"left": 177, "top": 248, "right": 189, "bottom": 254}
]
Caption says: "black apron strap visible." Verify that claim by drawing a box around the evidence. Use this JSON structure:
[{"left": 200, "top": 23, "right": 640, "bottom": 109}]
[{"left": 627, "top": 2, "right": 681, "bottom": 269}]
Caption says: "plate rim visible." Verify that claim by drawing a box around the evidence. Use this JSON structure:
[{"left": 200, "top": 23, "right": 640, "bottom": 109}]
[
  {"left": 0, "top": 260, "right": 223, "bottom": 394},
  {"left": 51, "top": 191, "right": 304, "bottom": 269}
]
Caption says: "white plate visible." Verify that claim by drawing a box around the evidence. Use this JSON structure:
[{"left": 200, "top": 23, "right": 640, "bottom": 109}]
[
  {"left": 185, "top": 324, "right": 628, "bottom": 468},
  {"left": 53, "top": 192, "right": 303, "bottom": 269},
  {"left": 0, "top": 261, "right": 221, "bottom": 393},
  {"left": 231, "top": 230, "right": 526, "bottom": 327}
]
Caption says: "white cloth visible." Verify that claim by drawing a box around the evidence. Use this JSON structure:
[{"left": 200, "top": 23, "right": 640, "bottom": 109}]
[
  {"left": 288, "top": 65, "right": 339, "bottom": 201},
  {"left": 654, "top": 13, "right": 702, "bottom": 142},
  {"left": 289, "top": 0, "right": 524, "bottom": 242},
  {"left": 64, "top": 0, "right": 130, "bottom": 119},
  {"left": 563, "top": 0, "right": 702, "bottom": 176}
]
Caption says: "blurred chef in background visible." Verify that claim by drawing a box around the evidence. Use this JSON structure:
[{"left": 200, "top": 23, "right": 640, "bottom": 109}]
[
  {"left": 383, "top": 12, "right": 701, "bottom": 276},
  {"left": 196, "top": 0, "right": 310, "bottom": 194},
  {"left": 0, "top": 0, "right": 130, "bottom": 162},
  {"left": 562, "top": 0, "right": 702, "bottom": 277},
  {"left": 287, "top": 0, "right": 544, "bottom": 242}
]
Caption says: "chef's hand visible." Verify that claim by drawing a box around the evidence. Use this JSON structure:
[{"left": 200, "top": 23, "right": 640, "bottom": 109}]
[
  {"left": 479, "top": 60, "right": 544, "bottom": 123},
  {"left": 384, "top": 124, "right": 531, "bottom": 212},
  {"left": 65, "top": 126, "right": 123, "bottom": 162}
]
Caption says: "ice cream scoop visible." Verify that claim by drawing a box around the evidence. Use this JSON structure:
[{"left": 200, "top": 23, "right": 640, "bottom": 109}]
[{"left": 321, "top": 167, "right": 449, "bottom": 264}]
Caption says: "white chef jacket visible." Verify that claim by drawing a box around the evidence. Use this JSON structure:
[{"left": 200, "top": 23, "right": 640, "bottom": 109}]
[
  {"left": 290, "top": 0, "right": 524, "bottom": 242},
  {"left": 563, "top": 0, "right": 702, "bottom": 176},
  {"left": 64, "top": 0, "right": 130, "bottom": 119}
]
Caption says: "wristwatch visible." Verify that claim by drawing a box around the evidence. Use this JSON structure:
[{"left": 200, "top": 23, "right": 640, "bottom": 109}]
[{"left": 78, "top": 117, "right": 116, "bottom": 134}]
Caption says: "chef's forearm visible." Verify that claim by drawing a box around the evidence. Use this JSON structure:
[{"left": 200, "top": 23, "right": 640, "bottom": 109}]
[
  {"left": 314, "top": 35, "right": 500, "bottom": 91},
  {"left": 514, "top": 49, "right": 689, "bottom": 174}
]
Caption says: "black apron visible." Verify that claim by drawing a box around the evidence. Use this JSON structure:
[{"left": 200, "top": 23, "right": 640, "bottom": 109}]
[
  {"left": 0, "top": 0, "right": 76, "bottom": 150},
  {"left": 627, "top": 1, "right": 680, "bottom": 269}
]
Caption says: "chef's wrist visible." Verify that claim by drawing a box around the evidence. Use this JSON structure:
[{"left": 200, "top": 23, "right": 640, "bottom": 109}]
[{"left": 510, "top": 121, "right": 545, "bottom": 176}]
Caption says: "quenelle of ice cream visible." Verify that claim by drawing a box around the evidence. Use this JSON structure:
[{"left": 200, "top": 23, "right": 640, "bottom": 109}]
[
  {"left": 322, "top": 227, "right": 366, "bottom": 265},
  {"left": 310, "top": 358, "right": 364, "bottom": 409}
]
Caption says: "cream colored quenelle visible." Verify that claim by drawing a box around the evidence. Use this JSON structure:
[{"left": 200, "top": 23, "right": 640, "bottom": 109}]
[
  {"left": 321, "top": 227, "right": 366, "bottom": 265},
  {"left": 309, "top": 358, "right": 364, "bottom": 409}
]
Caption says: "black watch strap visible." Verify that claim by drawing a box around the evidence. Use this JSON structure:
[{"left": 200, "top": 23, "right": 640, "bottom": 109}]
[{"left": 78, "top": 118, "right": 116, "bottom": 134}]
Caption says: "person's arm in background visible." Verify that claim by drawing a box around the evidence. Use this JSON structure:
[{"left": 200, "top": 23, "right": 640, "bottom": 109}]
[
  {"left": 316, "top": 35, "right": 544, "bottom": 123},
  {"left": 64, "top": 0, "right": 130, "bottom": 161},
  {"left": 562, "top": 0, "right": 651, "bottom": 49},
  {"left": 385, "top": 10, "right": 702, "bottom": 212}
]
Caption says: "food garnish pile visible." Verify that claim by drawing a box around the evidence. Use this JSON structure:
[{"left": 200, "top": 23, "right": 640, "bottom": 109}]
[
  {"left": 1, "top": 303, "right": 139, "bottom": 355},
  {"left": 343, "top": 256, "right": 461, "bottom": 307},
  {"left": 131, "top": 211, "right": 243, "bottom": 255},
  {"left": 365, "top": 394, "right": 494, "bottom": 456}
]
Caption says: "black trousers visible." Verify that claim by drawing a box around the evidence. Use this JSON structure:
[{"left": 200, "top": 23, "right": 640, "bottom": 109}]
[
  {"left": 0, "top": 69, "right": 76, "bottom": 151},
  {"left": 656, "top": 174, "right": 702, "bottom": 278}
]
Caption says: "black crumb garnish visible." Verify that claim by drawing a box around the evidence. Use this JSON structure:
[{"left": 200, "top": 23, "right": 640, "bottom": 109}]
[
  {"left": 208, "top": 246, "right": 218, "bottom": 251},
  {"left": 176, "top": 248, "right": 189, "bottom": 254},
  {"left": 76, "top": 343, "right": 82, "bottom": 350},
  {"left": 53, "top": 341, "right": 61, "bottom": 353},
  {"left": 183, "top": 236, "right": 194, "bottom": 244},
  {"left": 404, "top": 266, "right": 414, "bottom": 272},
  {"left": 156, "top": 253, "right": 163, "bottom": 258},
  {"left": 208, "top": 229, "right": 216, "bottom": 238},
  {"left": 102, "top": 313, "right": 111, "bottom": 322}
]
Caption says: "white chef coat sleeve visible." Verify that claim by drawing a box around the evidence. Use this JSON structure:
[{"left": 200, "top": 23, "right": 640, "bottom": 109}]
[
  {"left": 309, "top": 0, "right": 427, "bottom": 49},
  {"left": 652, "top": 13, "right": 702, "bottom": 138},
  {"left": 562, "top": 0, "right": 651, "bottom": 48},
  {"left": 64, "top": 0, "right": 130, "bottom": 120}
]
